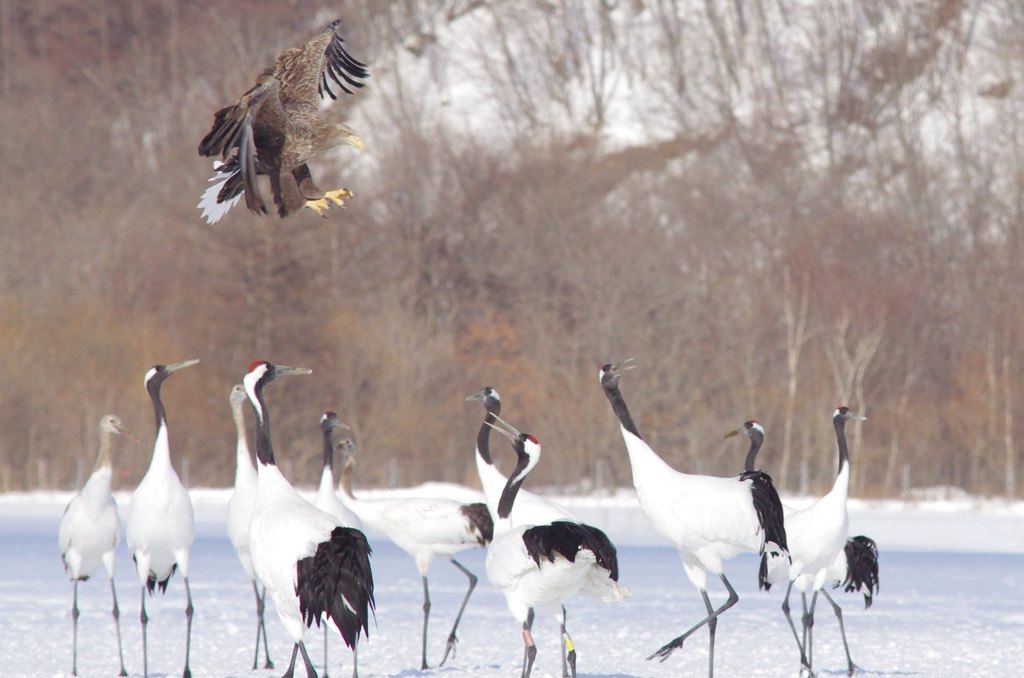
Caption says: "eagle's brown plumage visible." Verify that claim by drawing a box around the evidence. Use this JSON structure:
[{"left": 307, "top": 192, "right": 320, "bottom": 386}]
[{"left": 198, "top": 20, "right": 368, "bottom": 223}]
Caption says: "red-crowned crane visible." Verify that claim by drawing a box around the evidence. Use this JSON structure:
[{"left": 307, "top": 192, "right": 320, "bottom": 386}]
[
  {"left": 335, "top": 437, "right": 492, "bottom": 670},
  {"left": 126, "top": 359, "right": 199, "bottom": 678},
  {"left": 313, "top": 411, "right": 363, "bottom": 678},
  {"left": 484, "top": 413, "right": 620, "bottom": 678},
  {"left": 466, "top": 387, "right": 628, "bottom": 676},
  {"left": 598, "top": 360, "right": 788, "bottom": 677},
  {"left": 226, "top": 383, "right": 273, "bottom": 670},
  {"left": 243, "top": 361, "right": 374, "bottom": 678},
  {"left": 736, "top": 409, "right": 877, "bottom": 676},
  {"left": 59, "top": 414, "right": 133, "bottom": 677}
]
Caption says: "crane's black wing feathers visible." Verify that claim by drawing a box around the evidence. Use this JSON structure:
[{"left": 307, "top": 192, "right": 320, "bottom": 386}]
[
  {"left": 838, "top": 535, "right": 880, "bottom": 608},
  {"left": 522, "top": 521, "right": 619, "bottom": 578},
  {"left": 296, "top": 526, "right": 375, "bottom": 649}
]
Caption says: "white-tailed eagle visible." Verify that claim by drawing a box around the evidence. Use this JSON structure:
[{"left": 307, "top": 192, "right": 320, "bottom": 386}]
[{"left": 197, "top": 20, "right": 368, "bottom": 224}]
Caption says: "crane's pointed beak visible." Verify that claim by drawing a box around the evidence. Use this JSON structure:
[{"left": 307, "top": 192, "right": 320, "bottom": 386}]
[
  {"left": 327, "top": 415, "right": 351, "bottom": 430},
  {"left": 612, "top": 357, "right": 637, "bottom": 372},
  {"left": 166, "top": 358, "right": 200, "bottom": 373},
  {"left": 113, "top": 422, "right": 140, "bottom": 444},
  {"left": 723, "top": 428, "right": 741, "bottom": 440},
  {"left": 465, "top": 390, "right": 486, "bottom": 402},
  {"left": 273, "top": 365, "right": 312, "bottom": 377}
]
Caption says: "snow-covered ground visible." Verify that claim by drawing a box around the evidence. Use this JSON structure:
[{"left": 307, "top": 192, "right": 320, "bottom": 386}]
[{"left": 3, "top": 487, "right": 1023, "bottom": 677}]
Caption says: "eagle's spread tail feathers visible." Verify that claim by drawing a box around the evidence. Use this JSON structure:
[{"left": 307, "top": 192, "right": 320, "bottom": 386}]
[{"left": 197, "top": 160, "right": 243, "bottom": 224}]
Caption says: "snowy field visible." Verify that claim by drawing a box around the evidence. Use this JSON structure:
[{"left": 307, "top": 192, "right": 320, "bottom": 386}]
[{"left": 3, "top": 488, "right": 1023, "bottom": 678}]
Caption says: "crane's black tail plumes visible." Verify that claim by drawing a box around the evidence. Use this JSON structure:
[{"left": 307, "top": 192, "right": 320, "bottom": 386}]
[
  {"left": 523, "top": 521, "right": 619, "bottom": 576},
  {"left": 460, "top": 502, "right": 495, "bottom": 546},
  {"left": 297, "top": 526, "right": 375, "bottom": 649},
  {"left": 742, "top": 470, "right": 789, "bottom": 591},
  {"left": 838, "top": 535, "right": 879, "bottom": 608},
  {"left": 581, "top": 524, "right": 620, "bottom": 581}
]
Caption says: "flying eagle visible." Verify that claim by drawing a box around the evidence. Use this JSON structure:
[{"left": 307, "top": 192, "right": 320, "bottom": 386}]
[{"left": 197, "top": 20, "right": 368, "bottom": 224}]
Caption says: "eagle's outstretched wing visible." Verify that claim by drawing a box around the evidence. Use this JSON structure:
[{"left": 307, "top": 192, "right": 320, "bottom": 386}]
[{"left": 263, "top": 20, "right": 368, "bottom": 112}]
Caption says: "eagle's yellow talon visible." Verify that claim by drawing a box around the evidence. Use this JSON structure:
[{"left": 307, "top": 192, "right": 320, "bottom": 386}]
[{"left": 305, "top": 188, "right": 352, "bottom": 216}]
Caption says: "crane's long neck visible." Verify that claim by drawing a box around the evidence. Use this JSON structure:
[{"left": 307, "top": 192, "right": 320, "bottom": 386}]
[
  {"left": 744, "top": 430, "right": 763, "bottom": 473},
  {"left": 251, "top": 386, "right": 276, "bottom": 467},
  {"left": 601, "top": 380, "right": 671, "bottom": 482},
  {"left": 93, "top": 427, "right": 114, "bottom": 474},
  {"left": 834, "top": 417, "right": 851, "bottom": 477},
  {"left": 495, "top": 450, "right": 530, "bottom": 528},
  {"left": 476, "top": 402, "right": 500, "bottom": 466},
  {"left": 232, "top": 401, "right": 253, "bottom": 468},
  {"left": 146, "top": 380, "right": 174, "bottom": 473},
  {"left": 321, "top": 428, "right": 335, "bottom": 472},
  {"left": 602, "top": 382, "right": 642, "bottom": 440}
]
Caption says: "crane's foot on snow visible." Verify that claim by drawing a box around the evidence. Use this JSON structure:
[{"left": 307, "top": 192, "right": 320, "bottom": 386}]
[
  {"left": 305, "top": 188, "right": 353, "bottom": 216},
  {"left": 439, "top": 634, "right": 458, "bottom": 666},
  {"left": 646, "top": 637, "right": 684, "bottom": 663}
]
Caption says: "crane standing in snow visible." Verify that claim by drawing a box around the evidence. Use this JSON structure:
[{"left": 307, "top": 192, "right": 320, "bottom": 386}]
[
  {"left": 731, "top": 411, "right": 878, "bottom": 676},
  {"left": 313, "top": 411, "right": 364, "bottom": 678},
  {"left": 226, "top": 383, "right": 274, "bottom": 671},
  {"left": 466, "top": 386, "right": 627, "bottom": 676},
  {"left": 336, "top": 436, "right": 492, "bottom": 671},
  {"left": 58, "top": 414, "right": 133, "bottom": 677},
  {"left": 244, "top": 360, "right": 374, "bottom": 678},
  {"left": 126, "top": 359, "right": 200, "bottom": 678},
  {"left": 484, "top": 413, "right": 622, "bottom": 678},
  {"left": 598, "top": 360, "right": 788, "bottom": 677}
]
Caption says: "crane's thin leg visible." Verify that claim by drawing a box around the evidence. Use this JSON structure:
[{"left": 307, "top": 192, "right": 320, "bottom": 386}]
[
  {"left": 805, "top": 591, "right": 819, "bottom": 675},
  {"left": 782, "top": 582, "right": 812, "bottom": 672},
  {"left": 282, "top": 644, "right": 300, "bottom": 678},
  {"left": 140, "top": 586, "right": 149, "bottom": 678},
  {"left": 646, "top": 574, "right": 739, "bottom": 666},
  {"left": 521, "top": 608, "right": 535, "bottom": 675},
  {"left": 560, "top": 606, "right": 570, "bottom": 677},
  {"left": 323, "top": 622, "right": 330, "bottom": 678},
  {"left": 71, "top": 580, "right": 80, "bottom": 676},
  {"left": 821, "top": 589, "right": 859, "bottom": 676},
  {"left": 182, "top": 577, "right": 194, "bottom": 678},
  {"left": 521, "top": 621, "right": 537, "bottom": 678},
  {"left": 259, "top": 583, "right": 274, "bottom": 668},
  {"left": 439, "top": 559, "right": 478, "bottom": 666},
  {"left": 251, "top": 580, "right": 274, "bottom": 670},
  {"left": 702, "top": 589, "right": 717, "bottom": 678},
  {"left": 110, "top": 577, "right": 128, "bottom": 676},
  {"left": 298, "top": 641, "right": 319, "bottom": 678},
  {"left": 560, "top": 612, "right": 577, "bottom": 678},
  {"left": 420, "top": 575, "right": 431, "bottom": 670},
  {"left": 799, "top": 592, "right": 817, "bottom": 676},
  {"left": 351, "top": 645, "right": 358, "bottom": 678}
]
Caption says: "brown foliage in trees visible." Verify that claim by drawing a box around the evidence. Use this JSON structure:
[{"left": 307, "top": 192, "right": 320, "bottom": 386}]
[{"left": 0, "top": 0, "right": 1020, "bottom": 498}]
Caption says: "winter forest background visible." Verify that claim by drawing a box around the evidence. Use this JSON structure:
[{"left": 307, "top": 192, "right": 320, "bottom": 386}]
[{"left": 0, "top": 0, "right": 1021, "bottom": 500}]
